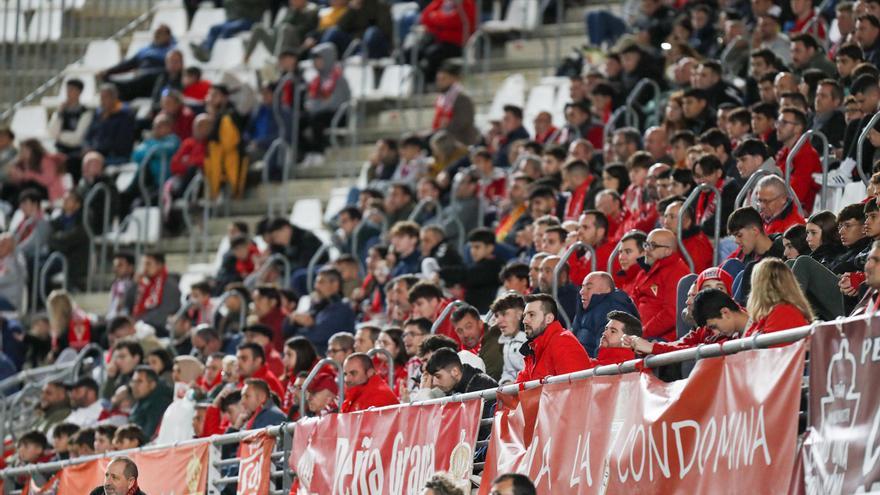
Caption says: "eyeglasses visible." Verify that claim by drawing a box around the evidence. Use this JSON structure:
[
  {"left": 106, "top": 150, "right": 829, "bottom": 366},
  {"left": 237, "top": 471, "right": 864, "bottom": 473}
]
[
  {"left": 327, "top": 347, "right": 344, "bottom": 354},
  {"left": 643, "top": 241, "right": 671, "bottom": 251},
  {"left": 756, "top": 194, "right": 782, "bottom": 205}
]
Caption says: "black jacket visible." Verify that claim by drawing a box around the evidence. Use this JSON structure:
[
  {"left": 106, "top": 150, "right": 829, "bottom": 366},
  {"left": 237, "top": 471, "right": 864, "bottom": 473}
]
[
  {"left": 270, "top": 224, "right": 325, "bottom": 271},
  {"left": 90, "top": 487, "right": 147, "bottom": 495},
  {"left": 48, "top": 209, "right": 90, "bottom": 287},
  {"left": 451, "top": 363, "right": 498, "bottom": 440},
  {"left": 830, "top": 236, "right": 872, "bottom": 274}
]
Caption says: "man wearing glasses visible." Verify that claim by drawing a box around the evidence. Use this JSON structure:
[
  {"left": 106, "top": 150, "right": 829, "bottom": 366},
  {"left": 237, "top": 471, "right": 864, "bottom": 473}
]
[
  {"left": 773, "top": 107, "right": 822, "bottom": 213},
  {"left": 755, "top": 175, "right": 806, "bottom": 234},
  {"left": 630, "top": 229, "right": 691, "bottom": 343}
]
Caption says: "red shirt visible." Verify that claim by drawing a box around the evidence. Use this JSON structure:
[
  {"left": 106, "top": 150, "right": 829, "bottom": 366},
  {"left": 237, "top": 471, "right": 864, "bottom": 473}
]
[
  {"left": 170, "top": 137, "right": 206, "bottom": 176},
  {"left": 433, "top": 299, "right": 462, "bottom": 346},
  {"left": 743, "top": 303, "right": 809, "bottom": 337},
  {"left": 341, "top": 374, "right": 400, "bottom": 413},
  {"left": 170, "top": 106, "right": 194, "bottom": 141},
  {"left": 265, "top": 344, "right": 285, "bottom": 378},
  {"left": 259, "top": 306, "right": 288, "bottom": 353},
  {"left": 516, "top": 321, "right": 592, "bottom": 383},
  {"left": 564, "top": 176, "right": 595, "bottom": 221},
  {"left": 594, "top": 346, "right": 636, "bottom": 366},
  {"left": 650, "top": 326, "right": 731, "bottom": 354},
  {"left": 631, "top": 254, "right": 692, "bottom": 342},
  {"left": 764, "top": 202, "right": 806, "bottom": 235},
  {"left": 776, "top": 142, "right": 821, "bottom": 213},
  {"left": 790, "top": 11, "right": 826, "bottom": 39},
  {"left": 613, "top": 262, "right": 642, "bottom": 300},
  {"left": 420, "top": 0, "right": 476, "bottom": 47}
]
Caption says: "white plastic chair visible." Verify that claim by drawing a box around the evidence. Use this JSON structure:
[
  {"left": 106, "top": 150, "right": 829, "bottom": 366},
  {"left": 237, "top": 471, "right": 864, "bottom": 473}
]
[
  {"left": 150, "top": 6, "right": 188, "bottom": 37},
  {"left": 391, "top": 2, "right": 419, "bottom": 21},
  {"left": 482, "top": 0, "right": 541, "bottom": 32},
  {"left": 187, "top": 7, "right": 226, "bottom": 40},
  {"left": 125, "top": 31, "right": 151, "bottom": 58},
  {"left": 523, "top": 84, "right": 556, "bottom": 135},
  {"left": 10, "top": 105, "right": 48, "bottom": 141},
  {"left": 343, "top": 64, "right": 376, "bottom": 101},
  {"left": 273, "top": 6, "right": 288, "bottom": 27},
  {"left": 205, "top": 37, "right": 245, "bottom": 70},
  {"left": 26, "top": 7, "right": 62, "bottom": 43},
  {"left": 79, "top": 39, "right": 121, "bottom": 71},
  {"left": 289, "top": 198, "right": 323, "bottom": 231},
  {"left": 487, "top": 74, "right": 526, "bottom": 121},
  {"left": 322, "top": 187, "right": 350, "bottom": 224},
  {"left": 41, "top": 73, "right": 97, "bottom": 108},
  {"left": 375, "top": 64, "right": 413, "bottom": 99}
]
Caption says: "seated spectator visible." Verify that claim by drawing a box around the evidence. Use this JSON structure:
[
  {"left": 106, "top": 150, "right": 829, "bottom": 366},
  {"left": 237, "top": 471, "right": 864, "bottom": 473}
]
[
  {"left": 493, "top": 105, "right": 530, "bottom": 169},
  {"left": 6, "top": 138, "right": 66, "bottom": 203},
  {"left": 384, "top": 182, "right": 417, "bottom": 226},
  {"left": 661, "top": 197, "right": 714, "bottom": 273},
  {"left": 245, "top": 0, "right": 319, "bottom": 60},
  {"left": 149, "top": 50, "right": 184, "bottom": 116},
  {"left": 783, "top": 224, "right": 811, "bottom": 260},
  {"left": 688, "top": 288, "right": 751, "bottom": 338},
  {"left": 94, "top": 424, "right": 117, "bottom": 454},
  {"left": 631, "top": 229, "right": 691, "bottom": 342},
  {"left": 516, "top": 294, "right": 591, "bottom": 383},
  {"left": 301, "top": 43, "right": 350, "bottom": 160},
  {"left": 69, "top": 428, "right": 95, "bottom": 458},
  {"left": 280, "top": 337, "right": 319, "bottom": 418},
  {"left": 391, "top": 135, "right": 429, "bottom": 186},
  {"left": 374, "top": 328, "right": 409, "bottom": 397},
  {"left": 774, "top": 107, "right": 822, "bottom": 212},
  {"left": 98, "top": 24, "right": 175, "bottom": 100},
  {"left": 431, "top": 60, "right": 479, "bottom": 146},
  {"left": 182, "top": 67, "right": 211, "bottom": 104},
  {"left": 450, "top": 304, "right": 502, "bottom": 377},
  {"left": 98, "top": 386, "right": 135, "bottom": 427},
  {"left": 244, "top": 82, "right": 279, "bottom": 162},
  {"left": 52, "top": 423, "right": 79, "bottom": 460},
  {"left": 66, "top": 377, "right": 102, "bottom": 428},
  {"left": 613, "top": 230, "right": 647, "bottom": 298},
  {"left": 442, "top": 169, "right": 482, "bottom": 237},
  {"left": 204, "top": 84, "right": 248, "bottom": 198},
  {"left": 131, "top": 114, "right": 181, "bottom": 202},
  {"left": 570, "top": 210, "right": 616, "bottom": 285},
  {"left": 417, "top": 0, "right": 476, "bottom": 83},
  {"left": 33, "top": 381, "right": 71, "bottom": 435},
  {"left": 594, "top": 311, "right": 641, "bottom": 366},
  {"left": 146, "top": 348, "right": 174, "bottom": 387},
  {"left": 426, "top": 348, "right": 497, "bottom": 432},
  {"left": 744, "top": 258, "right": 814, "bottom": 336},
  {"left": 48, "top": 191, "right": 89, "bottom": 289},
  {"left": 84, "top": 84, "right": 137, "bottom": 164},
  {"left": 75, "top": 151, "right": 118, "bottom": 235},
  {"left": 112, "top": 424, "right": 146, "bottom": 451},
  {"left": 594, "top": 190, "right": 628, "bottom": 244},
  {"left": 46, "top": 290, "right": 95, "bottom": 356},
  {"left": 48, "top": 78, "right": 93, "bottom": 179},
  {"left": 236, "top": 342, "right": 285, "bottom": 400},
  {"left": 304, "top": 371, "right": 338, "bottom": 417},
  {"left": 185, "top": 280, "right": 214, "bottom": 325},
  {"left": 264, "top": 217, "right": 323, "bottom": 273},
  {"left": 13, "top": 189, "right": 50, "bottom": 262},
  {"left": 289, "top": 267, "right": 355, "bottom": 355},
  {"left": 805, "top": 210, "right": 844, "bottom": 265},
  {"left": 216, "top": 234, "right": 258, "bottom": 288},
  {"left": 160, "top": 89, "right": 194, "bottom": 142},
  {"left": 727, "top": 207, "right": 785, "bottom": 303},
  {"left": 320, "top": 0, "right": 393, "bottom": 58},
  {"left": 106, "top": 316, "right": 163, "bottom": 355},
  {"left": 756, "top": 175, "right": 806, "bottom": 234},
  {"left": 128, "top": 366, "right": 172, "bottom": 440},
  {"left": 0, "top": 127, "right": 16, "bottom": 178},
  {"left": 238, "top": 378, "right": 286, "bottom": 430},
  {"left": 538, "top": 255, "right": 579, "bottom": 323},
  {"left": 573, "top": 272, "right": 639, "bottom": 358},
  {"left": 340, "top": 353, "right": 399, "bottom": 412},
  {"left": 13, "top": 431, "right": 52, "bottom": 472},
  {"left": 852, "top": 240, "right": 880, "bottom": 315},
  {"left": 490, "top": 293, "right": 527, "bottom": 385},
  {"left": 354, "top": 325, "right": 380, "bottom": 354},
  {"left": 0, "top": 233, "right": 26, "bottom": 311},
  {"left": 101, "top": 341, "right": 144, "bottom": 399},
  {"left": 443, "top": 228, "right": 503, "bottom": 313},
  {"left": 499, "top": 262, "right": 530, "bottom": 295},
  {"left": 389, "top": 221, "right": 423, "bottom": 277},
  {"left": 190, "top": 0, "right": 269, "bottom": 61},
  {"left": 409, "top": 281, "right": 463, "bottom": 344},
  {"left": 563, "top": 160, "right": 602, "bottom": 221},
  {"left": 131, "top": 252, "right": 181, "bottom": 332},
  {"left": 691, "top": 154, "right": 737, "bottom": 236}
]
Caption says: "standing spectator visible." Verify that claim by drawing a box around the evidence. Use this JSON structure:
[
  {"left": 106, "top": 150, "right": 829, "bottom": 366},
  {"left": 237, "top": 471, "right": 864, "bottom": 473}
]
[
  {"left": 190, "top": 0, "right": 270, "bottom": 61},
  {"left": 48, "top": 191, "right": 90, "bottom": 289},
  {"left": 340, "top": 353, "right": 399, "bottom": 412},
  {"left": 417, "top": 0, "right": 476, "bottom": 84},
  {"left": 490, "top": 293, "right": 527, "bottom": 385},
  {"left": 84, "top": 84, "right": 137, "bottom": 165},
  {"left": 573, "top": 272, "right": 639, "bottom": 358},
  {"left": 98, "top": 25, "right": 176, "bottom": 100},
  {"left": 431, "top": 60, "right": 479, "bottom": 146},
  {"left": 516, "top": 294, "right": 591, "bottom": 383},
  {"left": 288, "top": 267, "right": 356, "bottom": 355},
  {"left": 301, "top": 43, "right": 350, "bottom": 161},
  {"left": 48, "top": 78, "right": 93, "bottom": 180},
  {"left": 631, "top": 229, "right": 691, "bottom": 342}
]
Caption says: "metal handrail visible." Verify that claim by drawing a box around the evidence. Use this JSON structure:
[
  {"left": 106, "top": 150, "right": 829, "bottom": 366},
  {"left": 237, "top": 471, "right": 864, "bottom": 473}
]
[
  {"left": 554, "top": 241, "right": 593, "bottom": 328},
  {"left": 408, "top": 198, "right": 442, "bottom": 223},
  {"left": 172, "top": 299, "right": 198, "bottom": 322},
  {"left": 678, "top": 184, "right": 722, "bottom": 272},
  {"left": 298, "top": 358, "right": 344, "bottom": 418},
  {"left": 608, "top": 238, "right": 623, "bottom": 273},
  {"left": 856, "top": 110, "right": 880, "bottom": 186},
  {"left": 431, "top": 299, "right": 465, "bottom": 334},
  {"left": 735, "top": 168, "right": 805, "bottom": 217},
  {"left": 625, "top": 78, "right": 661, "bottom": 129},
  {"left": 39, "top": 251, "right": 67, "bottom": 305},
  {"left": 256, "top": 253, "right": 292, "bottom": 289},
  {"left": 367, "top": 348, "right": 395, "bottom": 388},
  {"left": 69, "top": 343, "right": 105, "bottom": 383},
  {"left": 181, "top": 171, "right": 205, "bottom": 265},
  {"left": 786, "top": 130, "right": 830, "bottom": 210},
  {"left": 83, "top": 182, "right": 112, "bottom": 293},
  {"left": 136, "top": 145, "right": 169, "bottom": 243},
  {"left": 306, "top": 243, "right": 333, "bottom": 293},
  {"left": 328, "top": 100, "right": 354, "bottom": 181},
  {"left": 112, "top": 213, "right": 144, "bottom": 266},
  {"left": 604, "top": 106, "right": 629, "bottom": 139},
  {"left": 213, "top": 290, "right": 248, "bottom": 332}
]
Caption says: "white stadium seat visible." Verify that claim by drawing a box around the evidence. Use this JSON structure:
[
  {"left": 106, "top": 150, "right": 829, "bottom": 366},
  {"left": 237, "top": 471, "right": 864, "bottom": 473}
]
[
  {"left": 375, "top": 64, "right": 413, "bottom": 99},
  {"left": 42, "top": 73, "right": 97, "bottom": 108},
  {"left": 206, "top": 37, "right": 245, "bottom": 70},
  {"left": 10, "top": 105, "right": 48, "bottom": 141},
  {"left": 523, "top": 84, "right": 557, "bottom": 135},
  {"left": 26, "top": 7, "right": 62, "bottom": 43},
  {"left": 188, "top": 7, "right": 226, "bottom": 40},
  {"left": 482, "top": 0, "right": 541, "bottom": 33},
  {"left": 0, "top": 9, "right": 26, "bottom": 42},
  {"left": 150, "top": 5, "right": 188, "bottom": 38},
  {"left": 323, "top": 187, "right": 350, "bottom": 225},
  {"left": 290, "top": 198, "right": 323, "bottom": 232},
  {"left": 343, "top": 64, "right": 375, "bottom": 101},
  {"left": 78, "top": 39, "right": 121, "bottom": 71},
  {"left": 487, "top": 74, "right": 526, "bottom": 121}
]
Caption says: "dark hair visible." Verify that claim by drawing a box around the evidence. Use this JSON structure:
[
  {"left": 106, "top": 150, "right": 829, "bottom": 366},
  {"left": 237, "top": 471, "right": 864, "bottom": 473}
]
[
  {"left": 345, "top": 352, "right": 374, "bottom": 371},
  {"left": 779, "top": 107, "right": 808, "bottom": 129},
  {"left": 108, "top": 316, "right": 134, "bottom": 335},
  {"left": 316, "top": 266, "right": 343, "bottom": 292},
  {"left": 523, "top": 293, "right": 558, "bottom": 320},
  {"left": 219, "top": 390, "right": 242, "bottom": 412},
  {"left": 692, "top": 288, "right": 741, "bottom": 327},
  {"left": 733, "top": 138, "right": 770, "bottom": 159},
  {"left": 380, "top": 328, "right": 409, "bottom": 367},
  {"left": 807, "top": 210, "right": 843, "bottom": 250},
  {"left": 727, "top": 107, "right": 751, "bottom": 126},
  {"left": 113, "top": 340, "right": 144, "bottom": 361},
  {"left": 750, "top": 101, "right": 778, "bottom": 119},
  {"left": 113, "top": 251, "right": 136, "bottom": 266},
  {"left": 357, "top": 325, "right": 381, "bottom": 343},
  {"left": 243, "top": 378, "right": 271, "bottom": 398},
  {"left": 672, "top": 168, "right": 696, "bottom": 192},
  {"left": 490, "top": 292, "right": 526, "bottom": 314},
  {"left": 626, "top": 150, "right": 653, "bottom": 171},
  {"left": 53, "top": 422, "right": 80, "bottom": 440},
  {"left": 727, "top": 207, "right": 765, "bottom": 234},
  {"left": 143, "top": 251, "right": 165, "bottom": 264},
  {"left": 18, "top": 430, "right": 49, "bottom": 449},
  {"left": 468, "top": 227, "right": 496, "bottom": 245},
  {"left": 254, "top": 285, "right": 281, "bottom": 306},
  {"left": 839, "top": 202, "right": 867, "bottom": 224},
  {"left": 836, "top": 43, "right": 864, "bottom": 61},
  {"left": 408, "top": 281, "right": 444, "bottom": 304},
  {"left": 190, "top": 280, "right": 211, "bottom": 295},
  {"left": 70, "top": 428, "right": 96, "bottom": 449},
  {"left": 147, "top": 348, "right": 174, "bottom": 375},
  {"left": 563, "top": 159, "right": 591, "bottom": 176},
  {"left": 857, "top": 13, "right": 880, "bottom": 28},
  {"left": 499, "top": 261, "right": 529, "bottom": 283},
  {"left": 425, "top": 347, "right": 462, "bottom": 375},
  {"left": 818, "top": 79, "right": 844, "bottom": 103},
  {"left": 602, "top": 163, "right": 630, "bottom": 194},
  {"left": 698, "top": 128, "right": 731, "bottom": 155},
  {"left": 503, "top": 105, "right": 524, "bottom": 120},
  {"left": 417, "top": 334, "right": 459, "bottom": 358},
  {"left": 96, "top": 424, "right": 118, "bottom": 440},
  {"left": 790, "top": 32, "right": 821, "bottom": 50},
  {"left": 450, "top": 304, "right": 481, "bottom": 324},
  {"left": 528, "top": 185, "right": 557, "bottom": 201},
  {"left": 620, "top": 230, "right": 648, "bottom": 249},
  {"left": 284, "top": 336, "right": 318, "bottom": 376},
  {"left": 543, "top": 145, "right": 567, "bottom": 162},
  {"left": 18, "top": 188, "right": 43, "bottom": 205},
  {"left": 607, "top": 310, "right": 642, "bottom": 337},
  {"left": 403, "top": 317, "right": 432, "bottom": 335},
  {"left": 544, "top": 226, "right": 568, "bottom": 244},
  {"left": 694, "top": 154, "right": 723, "bottom": 175},
  {"left": 670, "top": 130, "right": 696, "bottom": 146},
  {"left": 582, "top": 210, "right": 609, "bottom": 238},
  {"left": 185, "top": 66, "right": 202, "bottom": 78},
  {"left": 114, "top": 425, "right": 146, "bottom": 447},
  {"left": 852, "top": 74, "right": 880, "bottom": 95},
  {"left": 783, "top": 224, "right": 810, "bottom": 256},
  {"left": 229, "top": 235, "right": 250, "bottom": 250},
  {"left": 492, "top": 473, "right": 538, "bottom": 495},
  {"left": 339, "top": 205, "right": 363, "bottom": 222},
  {"left": 133, "top": 365, "right": 159, "bottom": 384},
  {"left": 237, "top": 342, "right": 266, "bottom": 363}
]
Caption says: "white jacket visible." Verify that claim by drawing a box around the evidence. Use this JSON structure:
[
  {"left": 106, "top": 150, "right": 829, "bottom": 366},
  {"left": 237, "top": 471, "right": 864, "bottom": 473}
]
[{"left": 498, "top": 331, "right": 528, "bottom": 385}]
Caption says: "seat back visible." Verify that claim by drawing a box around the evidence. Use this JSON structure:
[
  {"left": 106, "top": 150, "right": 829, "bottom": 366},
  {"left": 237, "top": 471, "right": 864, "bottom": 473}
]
[
  {"left": 488, "top": 74, "right": 526, "bottom": 121},
  {"left": 377, "top": 64, "right": 414, "bottom": 99},
  {"left": 81, "top": 39, "right": 121, "bottom": 70},
  {"left": 343, "top": 64, "right": 376, "bottom": 101},
  {"left": 289, "top": 198, "right": 323, "bottom": 232},
  {"left": 0, "top": 10, "right": 27, "bottom": 43},
  {"left": 11, "top": 105, "right": 48, "bottom": 141},
  {"left": 188, "top": 7, "right": 226, "bottom": 39},
  {"left": 523, "top": 84, "right": 556, "bottom": 135},
  {"left": 26, "top": 7, "right": 63, "bottom": 43},
  {"left": 207, "top": 37, "right": 245, "bottom": 70},
  {"left": 150, "top": 6, "right": 188, "bottom": 38},
  {"left": 504, "top": 0, "right": 541, "bottom": 30},
  {"left": 676, "top": 273, "right": 697, "bottom": 339}
]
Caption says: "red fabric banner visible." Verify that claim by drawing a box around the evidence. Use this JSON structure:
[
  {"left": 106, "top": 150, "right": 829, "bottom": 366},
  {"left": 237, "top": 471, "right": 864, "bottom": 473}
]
[
  {"left": 238, "top": 431, "right": 277, "bottom": 495},
  {"left": 290, "top": 401, "right": 483, "bottom": 494},
  {"left": 480, "top": 342, "right": 806, "bottom": 494},
  {"left": 55, "top": 443, "right": 209, "bottom": 494}
]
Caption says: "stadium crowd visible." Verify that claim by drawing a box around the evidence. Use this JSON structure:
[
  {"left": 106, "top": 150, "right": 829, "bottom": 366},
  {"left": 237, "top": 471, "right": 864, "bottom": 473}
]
[{"left": 6, "top": 0, "right": 880, "bottom": 491}]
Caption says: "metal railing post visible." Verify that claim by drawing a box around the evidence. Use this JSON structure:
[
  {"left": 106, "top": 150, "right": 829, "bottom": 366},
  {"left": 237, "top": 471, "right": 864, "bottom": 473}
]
[
  {"left": 213, "top": 290, "right": 248, "bottom": 332},
  {"left": 258, "top": 253, "right": 292, "bottom": 288},
  {"left": 299, "top": 358, "right": 343, "bottom": 417},
  {"left": 367, "top": 348, "right": 395, "bottom": 388},
  {"left": 39, "top": 252, "right": 68, "bottom": 305},
  {"left": 83, "top": 183, "right": 112, "bottom": 292},
  {"left": 431, "top": 300, "right": 465, "bottom": 334},
  {"left": 554, "top": 241, "right": 592, "bottom": 328},
  {"left": 306, "top": 243, "right": 333, "bottom": 293},
  {"left": 785, "top": 130, "right": 829, "bottom": 211},
  {"left": 112, "top": 214, "right": 144, "bottom": 268},
  {"left": 607, "top": 238, "right": 623, "bottom": 273},
  {"left": 856, "top": 111, "right": 880, "bottom": 186},
  {"left": 677, "top": 184, "right": 721, "bottom": 271}
]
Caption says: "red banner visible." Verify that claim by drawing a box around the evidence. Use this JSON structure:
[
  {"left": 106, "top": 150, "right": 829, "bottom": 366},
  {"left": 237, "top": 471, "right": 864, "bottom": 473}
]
[
  {"left": 238, "top": 432, "right": 277, "bottom": 495},
  {"left": 480, "top": 342, "right": 806, "bottom": 494},
  {"left": 290, "top": 401, "right": 483, "bottom": 494},
  {"left": 55, "top": 443, "right": 209, "bottom": 494},
  {"left": 803, "top": 315, "right": 880, "bottom": 493}
]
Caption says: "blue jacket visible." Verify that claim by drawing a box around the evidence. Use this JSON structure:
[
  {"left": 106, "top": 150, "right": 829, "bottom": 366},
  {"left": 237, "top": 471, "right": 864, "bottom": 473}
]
[
  {"left": 572, "top": 289, "right": 639, "bottom": 358},
  {"left": 132, "top": 134, "right": 181, "bottom": 189},
  {"left": 556, "top": 283, "right": 580, "bottom": 327},
  {"left": 391, "top": 250, "right": 421, "bottom": 278},
  {"left": 85, "top": 107, "right": 137, "bottom": 162},
  {"left": 291, "top": 296, "right": 355, "bottom": 355},
  {"left": 249, "top": 403, "right": 287, "bottom": 430}
]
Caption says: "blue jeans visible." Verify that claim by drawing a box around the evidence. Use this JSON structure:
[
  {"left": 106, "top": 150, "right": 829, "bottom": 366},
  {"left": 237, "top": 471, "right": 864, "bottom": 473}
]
[
  {"left": 201, "top": 18, "right": 254, "bottom": 52},
  {"left": 321, "top": 26, "right": 390, "bottom": 59},
  {"left": 584, "top": 11, "right": 627, "bottom": 47}
]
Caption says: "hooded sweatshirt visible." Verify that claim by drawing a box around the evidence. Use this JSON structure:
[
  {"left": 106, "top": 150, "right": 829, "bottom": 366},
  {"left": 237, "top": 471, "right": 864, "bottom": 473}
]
[{"left": 305, "top": 43, "right": 351, "bottom": 116}]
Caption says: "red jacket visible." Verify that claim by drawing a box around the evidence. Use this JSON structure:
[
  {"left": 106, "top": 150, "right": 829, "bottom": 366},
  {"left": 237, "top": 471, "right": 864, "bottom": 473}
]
[
  {"left": 171, "top": 106, "right": 194, "bottom": 141},
  {"left": 433, "top": 299, "right": 462, "bottom": 346},
  {"left": 170, "top": 137, "right": 206, "bottom": 176},
  {"left": 743, "top": 303, "right": 809, "bottom": 337},
  {"left": 776, "top": 143, "right": 821, "bottom": 213},
  {"left": 613, "top": 262, "right": 641, "bottom": 300},
  {"left": 341, "top": 374, "right": 400, "bottom": 413},
  {"left": 682, "top": 229, "right": 714, "bottom": 273},
  {"left": 259, "top": 306, "right": 288, "bottom": 353},
  {"left": 242, "top": 364, "right": 285, "bottom": 401},
  {"left": 569, "top": 240, "right": 615, "bottom": 285},
  {"left": 606, "top": 210, "right": 629, "bottom": 245},
  {"left": 564, "top": 176, "right": 595, "bottom": 221},
  {"left": 763, "top": 201, "right": 806, "bottom": 235},
  {"left": 650, "top": 326, "right": 731, "bottom": 354},
  {"left": 265, "top": 345, "right": 285, "bottom": 378},
  {"left": 631, "top": 254, "right": 692, "bottom": 342},
  {"left": 516, "top": 321, "right": 592, "bottom": 383},
  {"left": 594, "top": 346, "right": 636, "bottom": 366},
  {"left": 621, "top": 185, "right": 659, "bottom": 234},
  {"left": 420, "top": 0, "right": 476, "bottom": 47}
]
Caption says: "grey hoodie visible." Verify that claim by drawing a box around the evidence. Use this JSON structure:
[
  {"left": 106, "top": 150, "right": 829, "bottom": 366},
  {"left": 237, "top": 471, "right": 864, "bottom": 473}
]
[{"left": 305, "top": 43, "right": 351, "bottom": 115}]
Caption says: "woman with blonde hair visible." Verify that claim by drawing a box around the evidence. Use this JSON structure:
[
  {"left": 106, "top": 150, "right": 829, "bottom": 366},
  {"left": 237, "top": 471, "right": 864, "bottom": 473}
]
[
  {"left": 745, "top": 258, "right": 814, "bottom": 337},
  {"left": 47, "top": 289, "right": 94, "bottom": 354}
]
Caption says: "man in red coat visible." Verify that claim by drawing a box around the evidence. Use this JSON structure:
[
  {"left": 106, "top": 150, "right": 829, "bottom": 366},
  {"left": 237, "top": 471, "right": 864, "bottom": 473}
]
[
  {"left": 516, "top": 294, "right": 592, "bottom": 383},
  {"left": 340, "top": 353, "right": 399, "bottom": 413},
  {"left": 569, "top": 210, "right": 616, "bottom": 285},
  {"left": 661, "top": 198, "right": 714, "bottom": 273},
  {"left": 631, "top": 229, "right": 692, "bottom": 342},
  {"left": 756, "top": 175, "right": 805, "bottom": 235},
  {"left": 236, "top": 342, "right": 284, "bottom": 401},
  {"left": 408, "top": 282, "right": 461, "bottom": 345},
  {"left": 774, "top": 107, "right": 821, "bottom": 213},
  {"left": 593, "top": 311, "right": 640, "bottom": 366}
]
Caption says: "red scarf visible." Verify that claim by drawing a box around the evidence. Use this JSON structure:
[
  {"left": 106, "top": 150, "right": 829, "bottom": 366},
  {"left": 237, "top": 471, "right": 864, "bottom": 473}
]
[
  {"left": 308, "top": 65, "right": 343, "bottom": 99},
  {"left": 695, "top": 176, "right": 724, "bottom": 225},
  {"left": 133, "top": 268, "right": 168, "bottom": 316},
  {"left": 432, "top": 82, "right": 462, "bottom": 130},
  {"left": 126, "top": 480, "right": 141, "bottom": 495},
  {"left": 15, "top": 216, "right": 39, "bottom": 243},
  {"left": 67, "top": 309, "right": 91, "bottom": 351},
  {"left": 565, "top": 176, "right": 595, "bottom": 220}
]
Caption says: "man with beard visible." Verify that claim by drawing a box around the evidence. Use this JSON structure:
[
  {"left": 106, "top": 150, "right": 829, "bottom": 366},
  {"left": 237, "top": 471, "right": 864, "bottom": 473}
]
[
  {"left": 516, "top": 294, "right": 591, "bottom": 383},
  {"left": 91, "top": 457, "right": 145, "bottom": 495}
]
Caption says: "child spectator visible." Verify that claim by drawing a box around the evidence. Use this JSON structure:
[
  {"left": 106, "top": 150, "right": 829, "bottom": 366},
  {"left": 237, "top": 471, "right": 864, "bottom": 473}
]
[
  {"left": 490, "top": 293, "right": 527, "bottom": 385},
  {"left": 182, "top": 67, "right": 211, "bottom": 104},
  {"left": 51, "top": 423, "right": 80, "bottom": 460},
  {"left": 131, "top": 114, "right": 181, "bottom": 204},
  {"left": 112, "top": 424, "right": 146, "bottom": 450},
  {"left": 216, "top": 235, "right": 259, "bottom": 288},
  {"left": 391, "top": 134, "right": 428, "bottom": 186},
  {"left": 69, "top": 428, "right": 96, "bottom": 458},
  {"left": 245, "top": 82, "right": 279, "bottom": 162}
]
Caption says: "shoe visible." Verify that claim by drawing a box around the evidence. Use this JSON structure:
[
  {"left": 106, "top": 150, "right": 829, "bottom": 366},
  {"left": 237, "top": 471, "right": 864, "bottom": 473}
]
[
  {"left": 815, "top": 170, "right": 852, "bottom": 188},
  {"left": 190, "top": 42, "right": 210, "bottom": 63}
]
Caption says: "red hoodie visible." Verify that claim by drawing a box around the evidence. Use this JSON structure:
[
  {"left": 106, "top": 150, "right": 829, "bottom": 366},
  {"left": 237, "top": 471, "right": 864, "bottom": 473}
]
[{"left": 341, "top": 374, "right": 399, "bottom": 413}]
